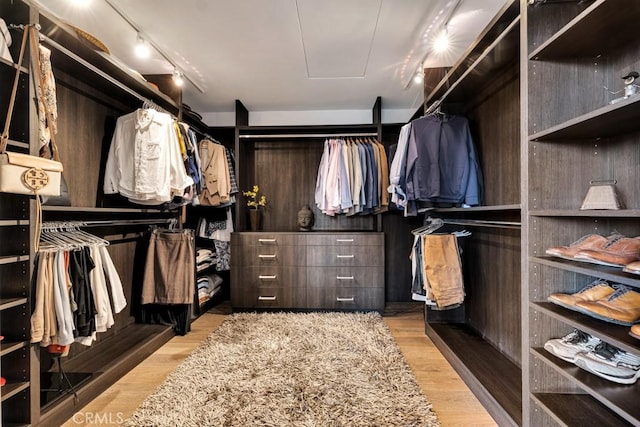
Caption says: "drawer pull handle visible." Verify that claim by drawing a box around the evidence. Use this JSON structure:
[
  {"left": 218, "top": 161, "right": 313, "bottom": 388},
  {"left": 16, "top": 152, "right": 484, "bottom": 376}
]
[
  {"left": 336, "top": 238, "right": 354, "bottom": 242},
  {"left": 337, "top": 276, "right": 354, "bottom": 280},
  {"left": 258, "top": 296, "right": 277, "bottom": 301},
  {"left": 336, "top": 254, "right": 354, "bottom": 259},
  {"left": 258, "top": 275, "right": 277, "bottom": 280},
  {"left": 258, "top": 238, "right": 277, "bottom": 243},
  {"left": 336, "top": 297, "right": 355, "bottom": 302},
  {"left": 258, "top": 254, "right": 277, "bottom": 259}
]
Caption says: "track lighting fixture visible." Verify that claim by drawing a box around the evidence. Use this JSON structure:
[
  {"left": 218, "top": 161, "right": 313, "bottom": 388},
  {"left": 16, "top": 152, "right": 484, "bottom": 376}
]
[
  {"left": 134, "top": 33, "right": 150, "bottom": 59},
  {"left": 172, "top": 69, "right": 184, "bottom": 87}
]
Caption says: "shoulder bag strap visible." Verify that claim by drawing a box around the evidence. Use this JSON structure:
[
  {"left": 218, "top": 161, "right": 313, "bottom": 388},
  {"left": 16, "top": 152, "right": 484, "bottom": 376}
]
[
  {"left": 0, "top": 25, "right": 30, "bottom": 154},
  {"left": 29, "top": 25, "right": 60, "bottom": 162}
]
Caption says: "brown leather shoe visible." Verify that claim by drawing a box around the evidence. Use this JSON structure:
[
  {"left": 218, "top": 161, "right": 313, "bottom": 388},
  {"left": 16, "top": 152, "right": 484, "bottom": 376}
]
[
  {"left": 631, "top": 324, "right": 640, "bottom": 340},
  {"left": 545, "top": 234, "right": 615, "bottom": 260},
  {"left": 574, "top": 236, "right": 640, "bottom": 267},
  {"left": 623, "top": 261, "right": 640, "bottom": 275},
  {"left": 548, "top": 280, "right": 615, "bottom": 311},
  {"left": 576, "top": 285, "right": 640, "bottom": 325}
]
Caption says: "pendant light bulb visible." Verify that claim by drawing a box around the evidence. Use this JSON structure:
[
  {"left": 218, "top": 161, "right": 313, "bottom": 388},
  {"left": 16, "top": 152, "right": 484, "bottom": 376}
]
[
  {"left": 135, "top": 34, "right": 151, "bottom": 59},
  {"left": 172, "top": 69, "right": 184, "bottom": 87}
]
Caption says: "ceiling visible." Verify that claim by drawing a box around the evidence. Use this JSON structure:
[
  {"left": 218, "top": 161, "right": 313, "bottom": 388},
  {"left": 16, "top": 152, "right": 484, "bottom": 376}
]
[{"left": 33, "top": 0, "right": 508, "bottom": 126}]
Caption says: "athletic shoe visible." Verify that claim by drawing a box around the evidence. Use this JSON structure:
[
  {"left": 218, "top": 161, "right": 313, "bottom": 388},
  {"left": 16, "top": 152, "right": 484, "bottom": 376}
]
[
  {"left": 574, "top": 236, "right": 640, "bottom": 267},
  {"left": 545, "top": 234, "right": 614, "bottom": 261},
  {"left": 575, "top": 285, "right": 640, "bottom": 325},
  {"left": 544, "top": 329, "right": 601, "bottom": 363},
  {"left": 574, "top": 342, "right": 640, "bottom": 384},
  {"left": 630, "top": 324, "right": 640, "bottom": 340},
  {"left": 547, "top": 279, "right": 615, "bottom": 312},
  {"left": 623, "top": 260, "right": 640, "bottom": 275}
]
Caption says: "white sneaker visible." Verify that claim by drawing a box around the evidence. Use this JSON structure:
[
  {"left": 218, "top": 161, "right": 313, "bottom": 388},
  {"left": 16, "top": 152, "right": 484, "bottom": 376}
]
[
  {"left": 544, "top": 329, "right": 601, "bottom": 363},
  {"left": 574, "top": 342, "right": 640, "bottom": 384}
]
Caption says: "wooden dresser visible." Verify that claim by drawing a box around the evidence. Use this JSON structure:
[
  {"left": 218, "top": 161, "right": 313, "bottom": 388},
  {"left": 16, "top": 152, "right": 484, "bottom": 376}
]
[{"left": 231, "top": 232, "right": 384, "bottom": 311}]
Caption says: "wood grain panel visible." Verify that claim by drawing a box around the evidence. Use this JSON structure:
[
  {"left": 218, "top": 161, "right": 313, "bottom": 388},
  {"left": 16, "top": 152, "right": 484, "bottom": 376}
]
[
  {"left": 232, "top": 287, "right": 307, "bottom": 309},
  {"left": 239, "top": 140, "right": 375, "bottom": 232},
  {"left": 231, "top": 244, "right": 306, "bottom": 267},
  {"left": 232, "top": 266, "right": 306, "bottom": 289},
  {"left": 307, "top": 266, "right": 384, "bottom": 288},
  {"left": 306, "top": 245, "right": 383, "bottom": 267},
  {"left": 306, "top": 286, "right": 384, "bottom": 311}
]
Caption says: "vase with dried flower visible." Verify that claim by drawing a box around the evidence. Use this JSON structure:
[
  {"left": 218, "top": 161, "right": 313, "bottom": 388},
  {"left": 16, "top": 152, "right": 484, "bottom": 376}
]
[{"left": 243, "top": 185, "right": 267, "bottom": 231}]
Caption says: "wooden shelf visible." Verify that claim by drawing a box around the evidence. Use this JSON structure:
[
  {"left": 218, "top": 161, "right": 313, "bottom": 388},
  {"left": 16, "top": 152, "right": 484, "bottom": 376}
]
[
  {"left": 5, "top": 139, "right": 29, "bottom": 150},
  {"left": 0, "top": 298, "right": 27, "bottom": 311},
  {"left": 528, "top": 0, "right": 640, "bottom": 60},
  {"left": 530, "top": 209, "right": 640, "bottom": 218},
  {"left": 432, "top": 204, "right": 521, "bottom": 213},
  {"left": 531, "top": 256, "right": 640, "bottom": 288},
  {"left": 0, "top": 255, "right": 29, "bottom": 266},
  {"left": 0, "top": 382, "right": 29, "bottom": 402},
  {"left": 531, "top": 302, "right": 640, "bottom": 356},
  {"left": 425, "top": 323, "right": 522, "bottom": 427},
  {"left": 42, "top": 206, "right": 165, "bottom": 213},
  {"left": 532, "top": 393, "right": 631, "bottom": 427},
  {"left": 0, "top": 340, "right": 28, "bottom": 357},
  {"left": 0, "top": 220, "right": 29, "bottom": 227},
  {"left": 531, "top": 347, "right": 640, "bottom": 425},
  {"left": 529, "top": 95, "right": 640, "bottom": 141}
]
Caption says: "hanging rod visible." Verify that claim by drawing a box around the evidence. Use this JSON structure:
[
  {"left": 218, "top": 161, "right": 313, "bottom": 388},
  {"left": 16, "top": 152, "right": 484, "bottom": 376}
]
[
  {"left": 239, "top": 132, "right": 379, "bottom": 139},
  {"left": 441, "top": 218, "right": 521, "bottom": 230},
  {"left": 32, "top": 30, "right": 176, "bottom": 113},
  {"left": 42, "top": 218, "right": 176, "bottom": 228}
]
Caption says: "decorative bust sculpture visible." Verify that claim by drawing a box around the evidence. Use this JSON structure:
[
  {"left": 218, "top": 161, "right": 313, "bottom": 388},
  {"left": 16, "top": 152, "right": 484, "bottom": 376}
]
[{"left": 297, "top": 205, "right": 314, "bottom": 231}]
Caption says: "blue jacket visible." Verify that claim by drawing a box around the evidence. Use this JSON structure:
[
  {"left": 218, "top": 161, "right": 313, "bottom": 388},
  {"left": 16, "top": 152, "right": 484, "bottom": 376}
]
[{"left": 405, "top": 115, "right": 483, "bottom": 215}]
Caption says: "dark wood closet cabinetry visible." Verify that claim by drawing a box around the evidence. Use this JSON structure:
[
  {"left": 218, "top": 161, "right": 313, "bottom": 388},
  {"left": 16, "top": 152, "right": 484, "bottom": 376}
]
[
  {"left": 231, "top": 232, "right": 384, "bottom": 311},
  {"left": 524, "top": 0, "right": 640, "bottom": 425},
  {"left": 0, "top": 1, "right": 209, "bottom": 425},
  {"left": 421, "top": 1, "right": 522, "bottom": 425}
]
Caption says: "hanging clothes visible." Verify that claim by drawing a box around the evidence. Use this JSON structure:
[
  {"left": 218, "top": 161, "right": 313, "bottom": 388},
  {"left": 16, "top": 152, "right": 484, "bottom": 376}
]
[
  {"left": 141, "top": 228, "right": 195, "bottom": 305},
  {"left": 103, "top": 108, "right": 193, "bottom": 205},
  {"left": 30, "top": 228, "right": 127, "bottom": 349},
  {"left": 388, "top": 114, "right": 483, "bottom": 216},
  {"left": 315, "top": 138, "right": 388, "bottom": 216},
  {"left": 198, "top": 139, "right": 231, "bottom": 207}
]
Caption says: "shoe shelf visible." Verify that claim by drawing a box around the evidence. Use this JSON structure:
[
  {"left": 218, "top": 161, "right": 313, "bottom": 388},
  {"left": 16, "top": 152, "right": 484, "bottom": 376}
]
[
  {"left": 528, "top": 94, "right": 640, "bottom": 142},
  {"left": 531, "top": 347, "right": 640, "bottom": 425},
  {"left": 532, "top": 302, "right": 640, "bottom": 355},
  {"left": 0, "top": 382, "right": 30, "bottom": 403},
  {"left": 0, "top": 255, "right": 29, "bottom": 266},
  {"left": 0, "top": 340, "right": 28, "bottom": 358},
  {"left": 528, "top": 0, "right": 639, "bottom": 61},
  {"left": 529, "top": 209, "right": 640, "bottom": 218},
  {"left": 531, "top": 256, "right": 640, "bottom": 289},
  {"left": 531, "top": 393, "right": 631, "bottom": 427},
  {"left": 0, "top": 298, "right": 28, "bottom": 311}
]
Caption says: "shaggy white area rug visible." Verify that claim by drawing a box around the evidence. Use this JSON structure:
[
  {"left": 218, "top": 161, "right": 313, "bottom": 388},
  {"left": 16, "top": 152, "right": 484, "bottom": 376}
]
[{"left": 125, "top": 312, "right": 440, "bottom": 426}]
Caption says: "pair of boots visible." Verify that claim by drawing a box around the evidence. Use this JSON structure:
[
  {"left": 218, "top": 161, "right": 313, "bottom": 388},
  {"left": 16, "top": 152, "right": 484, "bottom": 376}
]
[{"left": 548, "top": 279, "right": 640, "bottom": 326}]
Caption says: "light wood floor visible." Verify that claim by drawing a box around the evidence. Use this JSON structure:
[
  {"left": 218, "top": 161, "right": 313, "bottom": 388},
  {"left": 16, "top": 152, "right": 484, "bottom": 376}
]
[{"left": 62, "top": 303, "right": 497, "bottom": 427}]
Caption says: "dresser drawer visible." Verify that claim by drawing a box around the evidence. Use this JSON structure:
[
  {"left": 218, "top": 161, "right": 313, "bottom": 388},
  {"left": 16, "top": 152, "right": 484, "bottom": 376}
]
[
  {"left": 307, "top": 267, "right": 383, "bottom": 288},
  {"left": 233, "top": 266, "right": 306, "bottom": 288},
  {"left": 307, "top": 233, "right": 383, "bottom": 246},
  {"left": 232, "top": 232, "right": 304, "bottom": 246},
  {"left": 231, "top": 286, "right": 307, "bottom": 309},
  {"left": 306, "top": 287, "right": 384, "bottom": 311},
  {"left": 232, "top": 244, "right": 305, "bottom": 266},
  {"left": 306, "top": 245, "right": 383, "bottom": 267}
]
